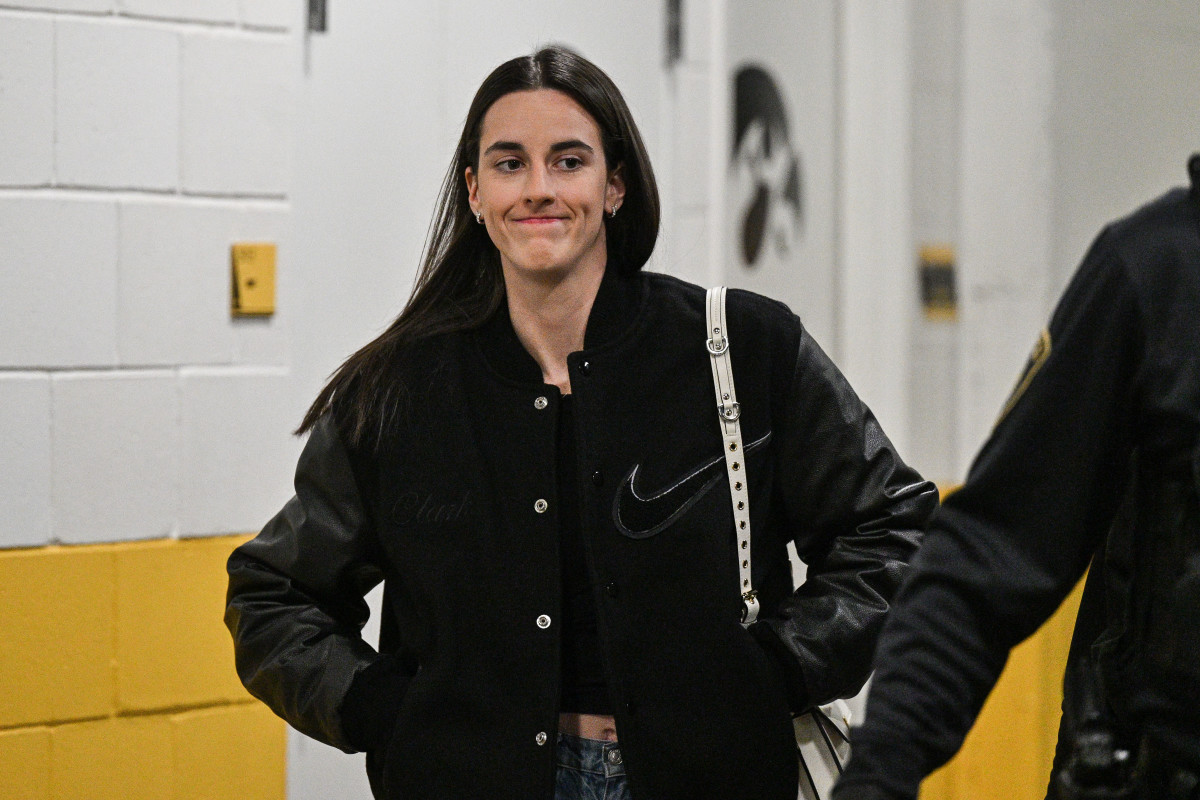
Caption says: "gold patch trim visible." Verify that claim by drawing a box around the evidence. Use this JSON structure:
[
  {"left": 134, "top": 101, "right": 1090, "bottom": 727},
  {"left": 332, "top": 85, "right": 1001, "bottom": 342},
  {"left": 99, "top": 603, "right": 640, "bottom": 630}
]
[{"left": 996, "top": 328, "right": 1052, "bottom": 425}]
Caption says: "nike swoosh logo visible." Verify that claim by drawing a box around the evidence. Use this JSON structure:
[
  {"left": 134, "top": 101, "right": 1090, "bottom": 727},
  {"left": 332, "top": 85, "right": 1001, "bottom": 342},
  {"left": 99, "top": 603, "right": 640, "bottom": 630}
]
[{"left": 612, "top": 432, "right": 771, "bottom": 539}]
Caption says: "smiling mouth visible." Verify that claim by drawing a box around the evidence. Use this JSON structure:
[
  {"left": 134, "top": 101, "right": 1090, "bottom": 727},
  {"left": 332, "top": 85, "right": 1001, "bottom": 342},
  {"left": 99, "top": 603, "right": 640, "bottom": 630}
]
[{"left": 514, "top": 217, "right": 566, "bottom": 224}]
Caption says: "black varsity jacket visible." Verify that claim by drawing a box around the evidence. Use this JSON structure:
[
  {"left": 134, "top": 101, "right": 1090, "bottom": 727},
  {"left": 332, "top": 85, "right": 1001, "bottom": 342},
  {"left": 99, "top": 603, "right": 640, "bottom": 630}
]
[{"left": 225, "top": 268, "right": 937, "bottom": 800}]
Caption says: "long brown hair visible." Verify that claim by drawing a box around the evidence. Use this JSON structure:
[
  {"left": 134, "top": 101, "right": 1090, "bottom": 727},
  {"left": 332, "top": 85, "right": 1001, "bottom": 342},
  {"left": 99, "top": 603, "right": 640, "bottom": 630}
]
[{"left": 298, "top": 45, "right": 661, "bottom": 449}]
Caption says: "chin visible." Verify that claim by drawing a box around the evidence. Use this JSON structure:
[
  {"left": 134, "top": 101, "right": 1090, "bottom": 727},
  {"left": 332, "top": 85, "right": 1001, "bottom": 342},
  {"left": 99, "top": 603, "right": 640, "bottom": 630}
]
[
  {"left": 501, "top": 242, "right": 603, "bottom": 279},
  {"left": 509, "top": 250, "right": 570, "bottom": 273}
]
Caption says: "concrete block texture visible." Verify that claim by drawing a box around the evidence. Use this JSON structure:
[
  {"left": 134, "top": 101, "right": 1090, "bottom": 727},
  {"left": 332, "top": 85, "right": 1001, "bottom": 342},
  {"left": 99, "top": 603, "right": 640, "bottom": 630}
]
[
  {"left": 0, "top": 375, "right": 52, "bottom": 548},
  {"left": 231, "top": 205, "right": 290, "bottom": 365},
  {"left": 172, "top": 704, "right": 286, "bottom": 800},
  {"left": 115, "top": 536, "right": 252, "bottom": 711},
  {"left": 239, "top": 0, "right": 293, "bottom": 30},
  {"left": 51, "top": 717, "right": 173, "bottom": 800},
  {"left": 51, "top": 371, "right": 179, "bottom": 543},
  {"left": 181, "top": 32, "right": 293, "bottom": 195},
  {"left": 118, "top": 200, "right": 290, "bottom": 366},
  {"left": 0, "top": 726, "right": 51, "bottom": 800},
  {"left": 179, "top": 368, "right": 296, "bottom": 535},
  {"left": 0, "top": 546, "right": 115, "bottom": 727},
  {"left": 288, "top": 729, "right": 373, "bottom": 800},
  {"left": 0, "top": 197, "right": 119, "bottom": 367},
  {"left": 0, "top": 15, "right": 54, "bottom": 186},
  {"left": 116, "top": 0, "right": 237, "bottom": 24},
  {"left": 2, "top": 0, "right": 111, "bottom": 11},
  {"left": 55, "top": 20, "right": 180, "bottom": 189},
  {"left": 117, "top": 201, "right": 238, "bottom": 366},
  {"left": 0, "top": 538, "right": 287, "bottom": 799}
]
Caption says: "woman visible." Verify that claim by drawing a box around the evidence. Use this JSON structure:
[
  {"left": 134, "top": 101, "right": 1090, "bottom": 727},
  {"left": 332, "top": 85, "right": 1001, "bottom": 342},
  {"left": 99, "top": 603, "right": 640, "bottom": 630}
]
[{"left": 226, "top": 45, "right": 937, "bottom": 800}]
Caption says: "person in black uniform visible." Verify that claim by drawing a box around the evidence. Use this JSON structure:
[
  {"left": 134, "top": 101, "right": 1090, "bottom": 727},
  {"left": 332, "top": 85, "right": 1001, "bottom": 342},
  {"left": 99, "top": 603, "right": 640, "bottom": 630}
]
[{"left": 832, "top": 154, "right": 1200, "bottom": 800}]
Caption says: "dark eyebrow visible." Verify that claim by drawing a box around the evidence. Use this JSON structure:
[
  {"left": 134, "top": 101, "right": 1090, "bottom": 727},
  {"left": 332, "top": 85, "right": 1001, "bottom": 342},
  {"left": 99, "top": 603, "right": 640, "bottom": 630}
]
[
  {"left": 481, "top": 139, "right": 595, "bottom": 156},
  {"left": 549, "top": 140, "right": 594, "bottom": 154},
  {"left": 482, "top": 140, "right": 524, "bottom": 156}
]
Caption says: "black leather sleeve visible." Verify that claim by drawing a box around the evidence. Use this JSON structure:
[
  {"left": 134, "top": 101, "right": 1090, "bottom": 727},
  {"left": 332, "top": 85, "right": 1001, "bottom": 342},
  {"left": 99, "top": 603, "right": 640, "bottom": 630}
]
[
  {"left": 755, "top": 320, "right": 939, "bottom": 708},
  {"left": 224, "top": 415, "right": 405, "bottom": 753}
]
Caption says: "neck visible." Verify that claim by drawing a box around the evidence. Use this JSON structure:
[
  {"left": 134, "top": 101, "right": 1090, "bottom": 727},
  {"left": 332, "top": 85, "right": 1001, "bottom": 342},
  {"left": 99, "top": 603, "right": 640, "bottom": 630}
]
[{"left": 503, "top": 259, "right": 605, "bottom": 395}]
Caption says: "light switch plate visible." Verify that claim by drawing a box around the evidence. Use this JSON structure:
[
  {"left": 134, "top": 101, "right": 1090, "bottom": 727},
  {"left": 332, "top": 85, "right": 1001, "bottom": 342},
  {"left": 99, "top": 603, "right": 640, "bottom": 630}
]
[{"left": 231, "top": 242, "right": 276, "bottom": 316}]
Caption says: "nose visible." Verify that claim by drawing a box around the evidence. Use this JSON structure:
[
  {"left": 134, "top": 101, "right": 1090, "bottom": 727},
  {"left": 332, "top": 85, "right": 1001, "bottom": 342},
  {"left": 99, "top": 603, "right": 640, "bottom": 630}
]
[{"left": 522, "top": 163, "right": 555, "bottom": 206}]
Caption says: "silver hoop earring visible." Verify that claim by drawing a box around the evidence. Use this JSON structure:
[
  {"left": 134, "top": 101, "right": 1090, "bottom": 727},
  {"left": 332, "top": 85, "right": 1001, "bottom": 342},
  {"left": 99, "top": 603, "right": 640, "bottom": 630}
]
[
  {"left": 475, "top": 211, "right": 483, "bottom": 224},
  {"left": 610, "top": 204, "right": 619, "bottom": 219}
]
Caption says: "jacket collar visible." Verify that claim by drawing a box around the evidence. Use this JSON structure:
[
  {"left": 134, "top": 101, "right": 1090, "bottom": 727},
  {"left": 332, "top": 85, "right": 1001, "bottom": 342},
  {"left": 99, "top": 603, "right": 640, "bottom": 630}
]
[{"left": 473, "top": 265, "right": 644, "bottom": 386}]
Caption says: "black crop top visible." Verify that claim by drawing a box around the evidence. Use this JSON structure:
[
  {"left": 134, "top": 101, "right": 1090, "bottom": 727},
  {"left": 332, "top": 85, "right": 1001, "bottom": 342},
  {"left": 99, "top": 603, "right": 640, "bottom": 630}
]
[{"left": 557, "top": 394, "right": 612, "bottom": 715}]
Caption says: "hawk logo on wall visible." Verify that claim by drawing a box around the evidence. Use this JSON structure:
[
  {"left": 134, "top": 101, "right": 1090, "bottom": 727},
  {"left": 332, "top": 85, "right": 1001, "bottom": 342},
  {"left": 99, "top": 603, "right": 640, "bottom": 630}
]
[{"left": 731, "top": 65, "right": 804, "bottom": 269}]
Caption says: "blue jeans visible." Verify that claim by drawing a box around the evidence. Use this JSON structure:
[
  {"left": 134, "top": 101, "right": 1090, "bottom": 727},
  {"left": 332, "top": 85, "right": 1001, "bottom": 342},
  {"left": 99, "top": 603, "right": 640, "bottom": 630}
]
[{"left": 554, "top": 733, "right": 632, "bottom": 800}]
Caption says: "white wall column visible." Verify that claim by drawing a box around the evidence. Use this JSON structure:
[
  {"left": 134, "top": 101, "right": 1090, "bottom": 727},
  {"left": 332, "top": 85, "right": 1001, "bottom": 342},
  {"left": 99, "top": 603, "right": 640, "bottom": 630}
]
[
  {"left": 837, "top": 0, "right": 914, "bottom": 453},
  {"left": 703, "top": 0, "right": 729, "bottom": 288},
  {"left": 954, "top": 0, "right": 1053, "bottom": 473}
]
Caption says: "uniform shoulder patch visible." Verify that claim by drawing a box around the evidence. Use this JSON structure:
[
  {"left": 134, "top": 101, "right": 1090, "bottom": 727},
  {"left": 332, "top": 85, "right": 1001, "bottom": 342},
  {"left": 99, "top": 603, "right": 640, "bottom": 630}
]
[{"left": 996, "top": 328, "right": 1052, "bottom": 426}]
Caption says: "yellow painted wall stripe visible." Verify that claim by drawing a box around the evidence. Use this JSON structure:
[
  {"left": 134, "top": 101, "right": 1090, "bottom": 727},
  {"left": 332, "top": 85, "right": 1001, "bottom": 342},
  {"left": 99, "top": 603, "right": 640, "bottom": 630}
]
[
  {"left": 1, "top": 527, "right": 1081, "bottom": 799},
  {"left": 0, "top": 536, "right": 285, "bottom": 800}
]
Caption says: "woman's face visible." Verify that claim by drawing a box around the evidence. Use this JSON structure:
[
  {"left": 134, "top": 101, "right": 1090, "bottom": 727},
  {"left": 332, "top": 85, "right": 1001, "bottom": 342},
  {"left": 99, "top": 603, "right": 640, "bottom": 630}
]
[{"left": 465, "top": 89, "right": 625, "bottom": 282}]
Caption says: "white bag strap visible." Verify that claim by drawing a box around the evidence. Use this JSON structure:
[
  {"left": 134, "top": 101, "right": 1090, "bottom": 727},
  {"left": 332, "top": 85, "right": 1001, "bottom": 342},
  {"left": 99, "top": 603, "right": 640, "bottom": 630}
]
[{"left": 706, "top": 287, "right": 759, "bottom": 625}]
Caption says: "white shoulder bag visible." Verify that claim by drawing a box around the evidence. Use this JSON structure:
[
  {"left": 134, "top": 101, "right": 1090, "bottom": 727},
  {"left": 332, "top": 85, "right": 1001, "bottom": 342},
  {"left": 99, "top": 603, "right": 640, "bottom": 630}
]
[{"left": 705, "top": 286, "right": 853, "bottom": 800}]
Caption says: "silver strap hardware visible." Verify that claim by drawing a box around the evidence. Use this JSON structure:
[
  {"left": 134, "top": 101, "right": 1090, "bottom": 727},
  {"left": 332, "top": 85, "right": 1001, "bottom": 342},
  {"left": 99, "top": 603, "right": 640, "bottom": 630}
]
[{"left": 706, "top": 287, "right": 758, "bottom": 626}]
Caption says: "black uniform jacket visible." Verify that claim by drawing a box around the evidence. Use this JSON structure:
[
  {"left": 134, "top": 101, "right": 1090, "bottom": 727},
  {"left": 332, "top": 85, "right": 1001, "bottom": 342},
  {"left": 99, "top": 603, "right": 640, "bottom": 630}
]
[
  {"left": 833, "top": 180, "right": 1200, "bottom": 800},
  {"left": 226, "top": 269, "right": 937, "bottom": 800}
]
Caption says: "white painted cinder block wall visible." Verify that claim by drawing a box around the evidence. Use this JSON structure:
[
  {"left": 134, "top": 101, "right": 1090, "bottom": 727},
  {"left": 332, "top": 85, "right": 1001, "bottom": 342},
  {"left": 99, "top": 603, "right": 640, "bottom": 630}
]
[
  {"left": 6, "top": 0, "right": 1193, "bottom": 795},
  {"left": 0, "top": 0, "right": 299, "bottom": 547}
]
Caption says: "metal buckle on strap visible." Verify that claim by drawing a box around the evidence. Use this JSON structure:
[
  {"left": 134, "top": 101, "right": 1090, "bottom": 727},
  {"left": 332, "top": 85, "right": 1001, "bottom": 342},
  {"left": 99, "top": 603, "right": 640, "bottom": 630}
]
[
  {"left": 719, "top": 401, "right": 741, "bottom": 421},
  {"left": 739, "top": 590, "right": 759, "bottom": 623},
  {"left": 706, "top": 335, "right": 729, "bottom": 355}
]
